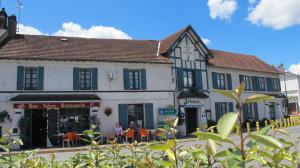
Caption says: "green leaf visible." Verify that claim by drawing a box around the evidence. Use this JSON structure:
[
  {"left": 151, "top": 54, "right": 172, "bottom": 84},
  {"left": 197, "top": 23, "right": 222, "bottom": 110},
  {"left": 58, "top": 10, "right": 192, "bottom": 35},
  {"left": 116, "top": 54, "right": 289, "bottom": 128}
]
[
  {"left": 217, "top": 112, "right": 238, "bottom": 139},
  {"left": 249, "top": 133, "right": 283, "bottom": 149},
  {"left": 273, "top": 151, "right": 284, "bottom": 165},
  {"left": 166, "top": 149, "right": 176, "bottom": 161},
  {"left": 193, "top": 132, "right": 234, "bottom": 144},
  {"left": 0, "top": 144, "right": 9, "bottom": 152},
  {"left": 148, "top": 143, "right": 169, "bottom": 151},
  {"left": 276, "top": 129, "right": 290, "bottom": 136},
  {"left": 224, "top": 159, "right": 241, "bottom": 168},
  {"left": 173, "top": 117, "right": 178, "bottom": 127},
  {"left": 207, "top": 139, "right": 217, "bottom": 155},
  {"left": 236, "top": 82, "right": 245, "bottom": 97},
  {"left": 166, "top": 140, "right": 175, "bottom": 148},
  {"left": 214, "top": 89, "right": 237, "bottom": 100},
  {"left": 245, "top": 94, "right": 274, "bottom": 104}
]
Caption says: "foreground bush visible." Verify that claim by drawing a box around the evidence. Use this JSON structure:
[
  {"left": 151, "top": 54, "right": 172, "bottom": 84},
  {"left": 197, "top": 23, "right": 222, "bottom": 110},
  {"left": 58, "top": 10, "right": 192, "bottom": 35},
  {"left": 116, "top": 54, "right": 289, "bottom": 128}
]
[{"left": 0, "top": 83, "right": 300, "bottom": 168}]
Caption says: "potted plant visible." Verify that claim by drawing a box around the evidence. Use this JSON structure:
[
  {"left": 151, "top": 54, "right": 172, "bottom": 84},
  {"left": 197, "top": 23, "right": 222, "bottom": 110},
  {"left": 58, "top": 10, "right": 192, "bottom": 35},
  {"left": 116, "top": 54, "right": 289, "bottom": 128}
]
[{"left": 104, "top": 107, "right": 112, "bottom": 117}]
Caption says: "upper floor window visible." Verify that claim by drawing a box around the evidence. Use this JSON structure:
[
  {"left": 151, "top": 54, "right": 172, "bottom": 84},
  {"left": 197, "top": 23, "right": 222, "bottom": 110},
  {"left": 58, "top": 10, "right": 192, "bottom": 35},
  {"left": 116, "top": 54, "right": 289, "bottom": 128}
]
[
  {"left": 273, "top": 78, "right": 280, "bottom": 91},
  {"left": 212, "top": 72, "right": 232, "bottom": 90},
  {"left": 244, "top": 76, "right": 251, "bottom": 91},
  {"left": 215, "top": 102, "right": 233, "bottom": 120},
  {"left": 24, "top": 67, "right": 38, "bottom": 90},
  {"left": 259, "top": 77, "right": 266, "bottom": 91},
  {"left": 79, "top": 68, "right": 92, "bottom": 90},
  {"left": 17, "top": 66, "right": 44, "bottom": 90},
  {"left": 129, "top": 70, "right": 140, "bottom": 90},
  {"left": 183, "top": 70, "right": 195, "bottom": 88},
  {"left": 124, "top": 69, "right": 146, "bottom": 90},
  {"left": 73, "top": 67, "right": 97, "bottom": 90}
]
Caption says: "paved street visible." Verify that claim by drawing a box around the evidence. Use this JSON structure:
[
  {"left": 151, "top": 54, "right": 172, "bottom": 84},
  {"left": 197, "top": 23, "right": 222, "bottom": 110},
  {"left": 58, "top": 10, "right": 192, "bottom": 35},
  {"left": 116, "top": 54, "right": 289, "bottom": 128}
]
[{"left": 36, "top": 125, "right": 300, "bottom": 161}]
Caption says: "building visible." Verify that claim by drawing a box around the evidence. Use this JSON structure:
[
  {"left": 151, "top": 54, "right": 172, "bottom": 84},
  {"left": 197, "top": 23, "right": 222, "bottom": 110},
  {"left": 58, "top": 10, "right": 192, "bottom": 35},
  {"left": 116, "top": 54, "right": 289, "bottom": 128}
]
[
  {"left": 0, "top": 9, "right": 285, "bottom": 148},
  {"left": 280, "top": 71, "right": 300, "bottom": 115}
]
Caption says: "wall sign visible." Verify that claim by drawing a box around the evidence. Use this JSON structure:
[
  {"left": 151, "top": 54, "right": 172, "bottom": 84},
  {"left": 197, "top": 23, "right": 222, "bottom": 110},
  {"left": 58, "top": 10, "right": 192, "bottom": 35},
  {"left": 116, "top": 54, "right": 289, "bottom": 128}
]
[{"left": 14, "top": 102, "right": 100, "bottom": 109}]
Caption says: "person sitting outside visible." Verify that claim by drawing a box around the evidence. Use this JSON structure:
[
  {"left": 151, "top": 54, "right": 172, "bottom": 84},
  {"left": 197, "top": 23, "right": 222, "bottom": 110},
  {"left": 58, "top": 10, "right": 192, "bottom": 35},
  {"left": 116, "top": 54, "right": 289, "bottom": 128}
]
[
  {"left": 114, "top": 123, "right": 124, "bottom": 143},
  {"left": 129, "top": 121, "right": 139, "bottom": 142}
]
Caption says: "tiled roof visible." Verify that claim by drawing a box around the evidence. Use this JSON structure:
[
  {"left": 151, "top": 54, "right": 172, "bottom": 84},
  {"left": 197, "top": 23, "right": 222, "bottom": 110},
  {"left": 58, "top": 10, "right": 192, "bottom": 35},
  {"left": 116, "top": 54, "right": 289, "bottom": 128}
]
[
  {"left": 159, "top": 27, "right": 188, "bottom": 54},
  {"left": 0, "top": 35, "right": 170, "bottom": 64},
  {"left": 209, "top": 49, "right": 281, "bottom": 74}
]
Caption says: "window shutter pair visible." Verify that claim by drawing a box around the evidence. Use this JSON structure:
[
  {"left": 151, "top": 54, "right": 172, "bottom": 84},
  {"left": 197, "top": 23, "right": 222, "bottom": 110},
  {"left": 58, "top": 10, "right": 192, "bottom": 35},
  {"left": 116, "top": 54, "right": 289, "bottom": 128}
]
[
  {"left": 212, "top": 72, "right": 218, "bottom": 89},
  {"left": 195, "top": 70, "right": 203, "bottom": 89},
  {"left": 73, "top": 67, "right": 98, "bottom": 90},
  {"left": 17, "top": 66, "right": 44, "bottom": 90},
  {"left": 123, "top": 69, "right": 147, "bottom": 90},
  {"left": 226, "top": 74, "right": 232, "bottom": 90}
]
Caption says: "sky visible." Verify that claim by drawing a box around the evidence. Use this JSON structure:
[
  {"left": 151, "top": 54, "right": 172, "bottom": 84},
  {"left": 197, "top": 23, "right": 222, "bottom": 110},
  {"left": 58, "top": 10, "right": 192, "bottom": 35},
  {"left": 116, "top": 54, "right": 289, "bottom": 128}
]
[{"left": 1, "top": 0, "right": 300, "bottom": 74}]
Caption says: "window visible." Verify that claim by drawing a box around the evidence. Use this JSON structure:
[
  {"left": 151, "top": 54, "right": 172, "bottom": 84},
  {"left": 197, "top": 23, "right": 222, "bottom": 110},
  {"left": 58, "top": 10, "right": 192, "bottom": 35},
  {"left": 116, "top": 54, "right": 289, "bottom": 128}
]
[
  {"left": 24, "top": 67, "right": 38, "bottom": 90},
  {"left": 259, "top": 77, "right": 265, "bottom": 91},
  {"left": 183, "top": 70, "right": 195, "bottom": 88},
  {"left": 129, "top": 70, "right": 140, "bottom": 90},
  {"left": 217, "top": 73, "right": 226, "bottom": 90},
  {"left": 220, "top": 103, "right": 227, "bottom": 116},
  {"left": 79, "top": 68, "right": 92, "bottom": 90},
  {"left": 59, "top": 108, "right": 90, "bottom": 133},
  {"left": 273, "top": 79, "right": 280, "bottom": 91},
  {"left": 244, "top": 76, "right": 251, "bottom": 91},
  {"left": 128, "top": 104, "right": 144, "bottom": 127}
]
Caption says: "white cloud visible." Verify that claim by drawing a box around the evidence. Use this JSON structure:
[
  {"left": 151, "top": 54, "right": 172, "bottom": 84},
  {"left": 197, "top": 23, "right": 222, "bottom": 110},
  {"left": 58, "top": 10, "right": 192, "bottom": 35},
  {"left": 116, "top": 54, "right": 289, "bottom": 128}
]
[
  {"left": 207, "top": 0, "right": 238, "bottom": 20},
  {"left": 202, "top": 38, "right": 211, "bottom": 45},
  {"left": 288, "top": 63, "right": 300, "bottom": 75},
  {"left": 247, "top": 0, "right": 300, "bottom": 30},
  {"left": 53, "top": 22, "right": 132, "bottom": 39},
  {"left": 18, "top": 22, "right": 132, "bottom": 39},
  {"left": 19, "top": 24, "right": 44, "bottom": 35}
]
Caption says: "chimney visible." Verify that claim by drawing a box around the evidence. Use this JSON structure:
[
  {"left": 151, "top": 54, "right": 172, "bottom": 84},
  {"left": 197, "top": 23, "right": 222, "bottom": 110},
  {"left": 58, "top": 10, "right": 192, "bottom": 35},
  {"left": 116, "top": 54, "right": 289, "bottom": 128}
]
[
  {"left": 0, "top": 8, "right": 8, "bottom": 29},
  {"left": 277, "top": 64, "right": 285, "bottom": 73},
  {"left": 8, "top": 15, "right": 17, "bottom": 37}
]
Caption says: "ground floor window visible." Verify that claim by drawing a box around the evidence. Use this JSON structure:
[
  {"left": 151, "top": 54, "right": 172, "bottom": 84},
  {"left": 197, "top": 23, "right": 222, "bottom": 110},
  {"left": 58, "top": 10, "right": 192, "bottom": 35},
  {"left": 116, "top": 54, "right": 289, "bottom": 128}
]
[
  {"left": 59, "top": 108, "right": 90, "bottom": 133},
  {"left": 128, "top": 104, "right": 144, "bottom": 128}
]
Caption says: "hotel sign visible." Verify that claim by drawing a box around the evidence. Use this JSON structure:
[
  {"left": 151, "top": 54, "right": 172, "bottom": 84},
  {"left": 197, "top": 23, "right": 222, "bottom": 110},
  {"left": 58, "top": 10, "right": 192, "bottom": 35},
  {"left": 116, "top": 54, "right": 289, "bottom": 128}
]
[{"left": 14, "top": 102, "right": 100, "bottom": 109}]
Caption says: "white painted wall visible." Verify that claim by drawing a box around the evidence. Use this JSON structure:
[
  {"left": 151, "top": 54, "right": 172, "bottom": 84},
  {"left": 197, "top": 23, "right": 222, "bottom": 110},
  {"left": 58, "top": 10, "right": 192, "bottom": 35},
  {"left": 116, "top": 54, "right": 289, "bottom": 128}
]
[
  {"left": 208, "top": 66, "right": 284, "bottom": 121},
  {"left": 280, "top": 72, "right": 300, "bottom": 109}
]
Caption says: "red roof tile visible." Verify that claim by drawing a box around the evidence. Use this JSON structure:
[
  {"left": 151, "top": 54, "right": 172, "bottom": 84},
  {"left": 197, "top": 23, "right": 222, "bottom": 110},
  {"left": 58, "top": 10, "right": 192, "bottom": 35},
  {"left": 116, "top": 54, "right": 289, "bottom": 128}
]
[
  {"left": 159, "top": 27, "right": 188, "bottom": 54},
  {"left": 0, "top": 35, "right": 170, "bottom": 64},
  {"left": 209, "top": 49, "right": 281, "bottom": 74}
]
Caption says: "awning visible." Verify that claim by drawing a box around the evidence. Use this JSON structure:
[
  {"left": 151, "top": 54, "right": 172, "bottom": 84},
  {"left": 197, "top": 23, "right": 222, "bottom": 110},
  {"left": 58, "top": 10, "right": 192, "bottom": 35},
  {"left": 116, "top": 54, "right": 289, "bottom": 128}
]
[
  {"left": 10, "top": 94, "right": 101, "bottom": 102},
  {"left": 178, "top": 89, "right": 209, "bottom": 99},
  {"left": 266, "top": 93, "right": 286, "bottom": 99}
]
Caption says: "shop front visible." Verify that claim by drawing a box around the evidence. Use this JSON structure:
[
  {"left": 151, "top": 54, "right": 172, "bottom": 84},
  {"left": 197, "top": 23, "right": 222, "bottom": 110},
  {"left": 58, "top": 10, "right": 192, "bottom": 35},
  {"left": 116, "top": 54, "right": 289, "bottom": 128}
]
[{"left": 10, "top": 94, "right": 101, "bottom": 149}]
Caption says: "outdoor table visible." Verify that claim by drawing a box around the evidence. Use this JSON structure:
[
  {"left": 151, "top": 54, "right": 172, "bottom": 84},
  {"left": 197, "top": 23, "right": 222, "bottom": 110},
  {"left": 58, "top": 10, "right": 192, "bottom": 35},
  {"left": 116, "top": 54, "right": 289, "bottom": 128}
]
[{"left": 147, "top": 129, "right": 156, "bottom": 141}]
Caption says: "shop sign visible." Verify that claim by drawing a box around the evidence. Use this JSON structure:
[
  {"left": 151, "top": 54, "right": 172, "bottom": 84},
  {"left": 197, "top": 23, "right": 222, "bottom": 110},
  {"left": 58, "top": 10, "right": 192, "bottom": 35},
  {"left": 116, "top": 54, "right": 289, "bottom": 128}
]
[
  {"left": 185, "top": 98, "right": 201, "bottom": 104},
  {"left": 159, "top": 108, "right": 177, "bottom": 115},
  {"left": 14, "top": 102, "right": 100, "bottom": 109}
]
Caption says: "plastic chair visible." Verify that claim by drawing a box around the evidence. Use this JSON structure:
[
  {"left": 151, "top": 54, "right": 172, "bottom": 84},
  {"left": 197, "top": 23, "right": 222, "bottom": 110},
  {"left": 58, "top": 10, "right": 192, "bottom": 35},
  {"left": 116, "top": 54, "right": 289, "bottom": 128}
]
[
  {"left": 126, "top": 129, "right": 135, "bottom": 143},
  {"left": 154, "top": 130, "right": 163, "bottom": 141},
  {"left": 73, "top": 132, "right": 80, "bottom": 146},
  {"left": 62, "top": 132, "right": 74, "bottom": 147},
  {"left": 140, "top": 129, "right": 149, "bottom": 142}
]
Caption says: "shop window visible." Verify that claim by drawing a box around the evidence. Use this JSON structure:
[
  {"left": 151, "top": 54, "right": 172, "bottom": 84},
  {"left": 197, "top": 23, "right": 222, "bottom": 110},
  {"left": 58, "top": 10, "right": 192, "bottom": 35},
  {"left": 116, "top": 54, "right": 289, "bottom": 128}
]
[
  {"left": 79, "top": 68, "right": 92, "bottom": 90},
  {"left": 59, "top": 108, "right": 90, "bottom": 133},
  {"left": 128, "top": 104, "right": 144, "bottom": 127},
  {"left": 24, "top": 67, "right": 38, "bottom": 90}
]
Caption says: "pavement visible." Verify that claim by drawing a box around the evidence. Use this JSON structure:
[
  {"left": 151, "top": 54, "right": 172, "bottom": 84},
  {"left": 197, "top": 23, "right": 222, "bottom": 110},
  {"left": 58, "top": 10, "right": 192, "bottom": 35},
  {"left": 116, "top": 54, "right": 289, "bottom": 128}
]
[{"left": 2, "top": 125, "right": 300, "bottom": 161}]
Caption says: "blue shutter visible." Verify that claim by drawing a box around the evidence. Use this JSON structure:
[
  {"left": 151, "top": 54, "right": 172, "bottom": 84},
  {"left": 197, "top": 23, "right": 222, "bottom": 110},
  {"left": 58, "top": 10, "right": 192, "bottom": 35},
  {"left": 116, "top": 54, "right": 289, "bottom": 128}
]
[
  {"left": 123, "top": 69, "right": 130, "bottom": 90},
  {"left": 145, "top": 103, "right": 154, "bottom": 129},
  {"left": 266, "top": 78, "right": 272, "bottom": 91},
  {"left": 91, "top": 68, "right": 98, "bottom": 90},
  {"left": 277, "top": 79, "right": 281, "bottom": 92},
  {"left": 176, "top": 68, "right": 184, "bottom": 89},
  {"left": 251, "top": 76, "right": 257, "bottom": 91},
  {"left": 254, "top": 103, "right": 259, "bottom": 121},
  {"left": 17, "top": 66, "right": 24, "bottom": 90},
  {"left": 195, "top": 70, "right": 203, "bottom": 89},
  {"left": 226, "top": 74, "right": 232, "bottom": 90},
  {"left": 73, "top": 67, "right": 80, "bottom": 90},
  {"left": 118, "top": 104, "right": 128, "bottom": 129},
  {"left": 239, "top": 75, "right": 244, "bottom": 84},
  {"left": 140, "top": 69, "right": 147, "bottom": 90},
  {"left": 215, "top": 103, "right": 221, "bottom": 120},
  {"left": 212, "top": 72, "right": 218, "bottom": 89},
  {"left": 228, "top": 102, "right": 234, "bottom": 112},
  {"left": 37, "top": 66, "right": 44, "bottom": 90},
  {"left": 243, "top": 104, "right": 248, "bottom": 122}
]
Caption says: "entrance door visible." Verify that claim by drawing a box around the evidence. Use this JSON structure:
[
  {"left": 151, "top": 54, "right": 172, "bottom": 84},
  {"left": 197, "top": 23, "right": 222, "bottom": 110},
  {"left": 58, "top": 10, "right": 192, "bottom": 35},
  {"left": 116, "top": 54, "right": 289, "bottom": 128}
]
[
  {"left": 31, "top": 109, "right": 47, "bottom": 148},
  {"left": 185, "top": 108, "right": 198, "bottom": 135}
]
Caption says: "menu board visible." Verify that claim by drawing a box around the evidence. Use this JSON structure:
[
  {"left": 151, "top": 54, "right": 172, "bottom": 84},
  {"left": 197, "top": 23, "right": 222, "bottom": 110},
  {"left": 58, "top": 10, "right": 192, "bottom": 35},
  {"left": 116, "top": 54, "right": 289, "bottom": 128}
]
[{"left": 157, "top": 108, "right": 177, "bottom": 128}]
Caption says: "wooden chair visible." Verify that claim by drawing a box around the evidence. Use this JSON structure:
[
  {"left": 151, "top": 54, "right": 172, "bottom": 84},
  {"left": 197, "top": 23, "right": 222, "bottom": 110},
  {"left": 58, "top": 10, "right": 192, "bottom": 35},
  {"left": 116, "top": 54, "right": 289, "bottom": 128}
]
[
  {"left": 62, "top": 132, "right": 74, "bottom": 147},
  {"left": 126, "top": 129, "right": 135, "bottom": 143},
  {"left": 140, "top": 129, "right": 149, "bottom": 142}
]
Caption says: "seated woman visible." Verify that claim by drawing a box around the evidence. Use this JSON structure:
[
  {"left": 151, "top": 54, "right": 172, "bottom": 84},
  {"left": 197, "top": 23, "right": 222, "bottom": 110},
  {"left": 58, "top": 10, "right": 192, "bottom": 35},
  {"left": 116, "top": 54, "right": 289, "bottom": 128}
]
[{"left": 114, "top": 123, "right": 124, "bottom": 143}]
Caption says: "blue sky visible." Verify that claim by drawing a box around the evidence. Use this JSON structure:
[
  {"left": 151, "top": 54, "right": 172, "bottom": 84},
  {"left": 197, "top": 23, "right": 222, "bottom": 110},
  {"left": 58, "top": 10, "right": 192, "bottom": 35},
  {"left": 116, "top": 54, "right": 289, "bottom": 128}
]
[{"left": 2, "top": 0, "right": 300, "bottom": 73}]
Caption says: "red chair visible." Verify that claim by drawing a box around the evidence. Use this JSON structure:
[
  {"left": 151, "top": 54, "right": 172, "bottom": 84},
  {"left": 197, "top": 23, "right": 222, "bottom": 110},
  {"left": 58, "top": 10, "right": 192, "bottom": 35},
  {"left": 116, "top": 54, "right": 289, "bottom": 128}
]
[
  {"left": 140, "top": 129, "right": 149, "bottom": 142},
  {"left": 73, "top": 132, "right": 81, "bottom": 146},
  {"left": 126, "top": 129, "right": 135, "bottom": 143},
  {"left": 62, "top": 132, "right": 74, "bottom": 147}
]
